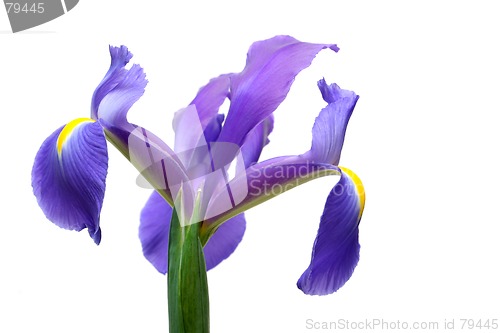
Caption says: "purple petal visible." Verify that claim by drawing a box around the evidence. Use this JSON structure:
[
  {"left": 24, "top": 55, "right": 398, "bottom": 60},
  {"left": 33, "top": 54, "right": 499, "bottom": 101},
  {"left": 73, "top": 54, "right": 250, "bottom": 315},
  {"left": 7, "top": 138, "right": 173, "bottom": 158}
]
[
  {"left": 304, "top": 79, "right": 359, "bottom": 165},
  {"left": 32, "top": 119, "right": 108, "bottom": 244},
  {"left": 139, "top": 191, "right": 246, "bottom": 273},
  {"left": 189, "top": 74, "right": 231, "bottom": 129},
  {"left": 203, "top": 213, "right": 246, "bottom": 270},
  {"left": 90, "top": 46, "right": 189, "bottom": 204},
  {"left": 92, "top": 45, "right": 148, "bottom": 145},
  {"left": 297, "top": 168, "right": 365, "bottom": 295},
  {"left": 172, "top": 75, "right": 230, "bottom": 155},
  {"left": 97, "top": 62, "right": 147, "bottom": 129},
  {"left": 218, "top": 35, "right": 339, "bottom": 146},
  {"left": 203, "top": 114, "right": 225, "bottom": 144},
  {"left": 91, "top": 45, "right": 133, "bottom": 120},
  {"left": 128, "top": 125, "right": 190, "bottom": 206},
  {"left": 240, "top": 115, "right": 274, "bottom": 168},
  {"left": 139, "top": 191, "right": 171, "bottom": 274},
  {"left": 204, "top": 155, "right": 341, "bottom": 227}
]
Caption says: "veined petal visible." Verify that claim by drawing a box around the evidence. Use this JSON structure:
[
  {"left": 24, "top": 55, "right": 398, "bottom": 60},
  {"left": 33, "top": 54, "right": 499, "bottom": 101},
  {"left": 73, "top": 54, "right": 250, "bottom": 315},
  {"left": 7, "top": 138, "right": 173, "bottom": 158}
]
[
  {"left": 97, "top": 62, "right": 147, "bottom": 129},
  {"left": 32, "top": 119, "right": 108, "bottom": 244},
  {"left": 91, "top": 45, "right": 133, "bottom": 120},
  {"left": 139, "top": 191, "right": 246, "bottom": 273},
  {"left": 304, "top": 79, "right": 359, "bottom": 165},
  {"left": 218, "top": 35, "right": 339, "bottom": 146},
  {"left": 297, "top": 167, "right": 365, "bottom": 295},
  {"left": 92, "top": 45, "right": 148, "bottom": 148}
]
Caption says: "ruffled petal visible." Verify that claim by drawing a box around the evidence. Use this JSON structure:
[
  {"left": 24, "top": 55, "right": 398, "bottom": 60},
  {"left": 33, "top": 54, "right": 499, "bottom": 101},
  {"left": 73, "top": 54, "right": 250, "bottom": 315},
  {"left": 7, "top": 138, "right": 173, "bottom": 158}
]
[
  {"left": 97, "top": 61, "right": 147, "bottom": 129},
  {"left": 304, "top": 79, "right": 359, "bottom": 165},
  {"left": 90, "top": 46, "right": 189, "bottom": 205},
  {"left": 218, "top": 35, "right": 339, "bottom": 146},
  {"left": 32, "top": 119, "right": 108, "bottom": 244},
  {"left": 139, "top": 191, "right": 246, "bottom": 273},
  {"left": 297, "top": 168, "right": 365, "bottom": 295},
  {"left": 91, "top": 45, "right": 133, "bottom": 120},
  {"left": 92, "top": 45, "right": 148, "bottom": 152}
]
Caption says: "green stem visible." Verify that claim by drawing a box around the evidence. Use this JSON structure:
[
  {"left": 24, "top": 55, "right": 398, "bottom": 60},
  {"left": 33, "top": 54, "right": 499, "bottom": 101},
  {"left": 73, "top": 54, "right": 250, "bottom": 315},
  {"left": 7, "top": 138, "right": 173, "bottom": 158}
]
[{"left": 168, "top": 208, "right": 210, "bottom": 333}]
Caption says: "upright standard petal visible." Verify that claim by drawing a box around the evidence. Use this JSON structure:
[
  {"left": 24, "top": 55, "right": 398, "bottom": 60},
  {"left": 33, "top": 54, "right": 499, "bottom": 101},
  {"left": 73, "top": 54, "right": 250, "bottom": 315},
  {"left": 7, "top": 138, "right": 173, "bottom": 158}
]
[
  {"left": 305, "top": 79, "right": 359, "bottom": 165},
  {"left": 218, "top": 36, "right": 339, "bottom": 146},
  {"left": 32, "top": 119, "right": 108, "bottom": 244},
  {"left": 188, "top": 74, "right": 231, "bottom": 130},
  {"left": 297, "top": 168, "right": 365, "bottom": 295},
  {"left": 140, "top": 191, "right": 246, "bottom": 273},
  {"left": 91, "top": 46, "right": 189, "bottom": 204},
  {"left": 240, "top": 115, "right": 274, "bottom": 169},
  {"left": 91, "top": 45, "right": 133, "bottom": 120},
  {"left": 97, "top": 62, "right": 148, "bottom": 130}
]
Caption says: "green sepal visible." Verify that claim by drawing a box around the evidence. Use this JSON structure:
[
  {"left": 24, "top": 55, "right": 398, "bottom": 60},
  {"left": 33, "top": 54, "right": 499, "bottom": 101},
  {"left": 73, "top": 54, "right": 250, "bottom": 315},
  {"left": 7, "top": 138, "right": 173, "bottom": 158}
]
[{"left": 168, "top": 208, "right": 210, "bottom": 333}]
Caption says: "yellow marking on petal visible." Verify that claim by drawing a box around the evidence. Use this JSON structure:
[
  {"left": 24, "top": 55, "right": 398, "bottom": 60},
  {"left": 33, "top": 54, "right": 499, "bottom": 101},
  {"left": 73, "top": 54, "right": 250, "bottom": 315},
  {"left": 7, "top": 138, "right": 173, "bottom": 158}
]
[
  {"left": 340, "top": 166, "right": 365, "bottom": 218},
  {"left": 57, "top": 118, "right": 95, "bottom": 155}
]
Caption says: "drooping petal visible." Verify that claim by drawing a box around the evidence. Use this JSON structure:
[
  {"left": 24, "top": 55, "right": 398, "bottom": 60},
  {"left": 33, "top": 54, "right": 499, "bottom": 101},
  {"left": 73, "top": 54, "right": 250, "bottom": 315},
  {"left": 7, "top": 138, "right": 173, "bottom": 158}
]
[
  {"left": 297, "top": 167, "right": 365, "bottom": 295},
  {"left": 202, "top": 213, "right": 246, "bottom": 270},
  {"left": 139, "top": 191, "right": 170, "bottom": 273},
  {"left": 32, "top": 119, "right": 108, "bottom": 244},
  {"left": 139, "top": 191, "right": 246, "bottom": 273},
  {"left": 304, "top": 79, "right": 359, "bottom": 165},
  {"left": 218, "top": 35, "right": 339, "bottom": 146}
]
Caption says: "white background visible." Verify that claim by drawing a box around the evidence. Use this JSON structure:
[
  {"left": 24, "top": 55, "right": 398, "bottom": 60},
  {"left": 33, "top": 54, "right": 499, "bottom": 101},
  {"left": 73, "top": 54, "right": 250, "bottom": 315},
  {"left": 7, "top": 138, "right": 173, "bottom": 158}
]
[{"left": 1, "top": 1, "right": 499, "bottom": 332}]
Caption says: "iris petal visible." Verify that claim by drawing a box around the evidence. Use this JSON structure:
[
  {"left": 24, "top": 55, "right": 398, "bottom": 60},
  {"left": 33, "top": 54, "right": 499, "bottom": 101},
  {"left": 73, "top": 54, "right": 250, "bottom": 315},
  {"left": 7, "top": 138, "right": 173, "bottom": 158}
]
[
  {"left": 90, "top": 46, "right": 189, "bottom": 205},
  {"left": 218, "top": 35, "right": 339, "bottom": 146},
  {"left": 305, "top": 79, "right": 359, "bottom": 165},
  {"left": 297, "top": 168, "right": 365, "bottom": 295},
  {"left": 140, "top": 191, "right": 246, "bottom": 273},
  {"left": 91, "top": 45, "right": 148, "bottom": 157},
  {"left": 204, "top": 156, "right": 340, "bottom": 229},
  {"left": 240, "top": 115, "right": 274, "bottom": 168},
  {"left": 32, "top": 120, "right": 108, "bottom": 244},
  {"left": 172, "top": 74, "right": 230, "bottom": 156},
  {"left": 91, "top": 45, "right": 133, "bottom": 120},
  {"left": 97, "top": 62, "right": 148, "bottom": 129},
  {"left": 188, "top": 74, "right": 231, "bottom": 130}
]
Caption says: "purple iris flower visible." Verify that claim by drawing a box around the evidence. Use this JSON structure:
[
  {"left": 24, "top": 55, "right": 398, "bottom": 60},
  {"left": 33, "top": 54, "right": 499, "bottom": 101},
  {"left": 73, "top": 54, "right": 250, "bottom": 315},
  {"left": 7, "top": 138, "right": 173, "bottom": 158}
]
[{"left": 32, "top": 35, "right": 365, "bottom": 296}]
